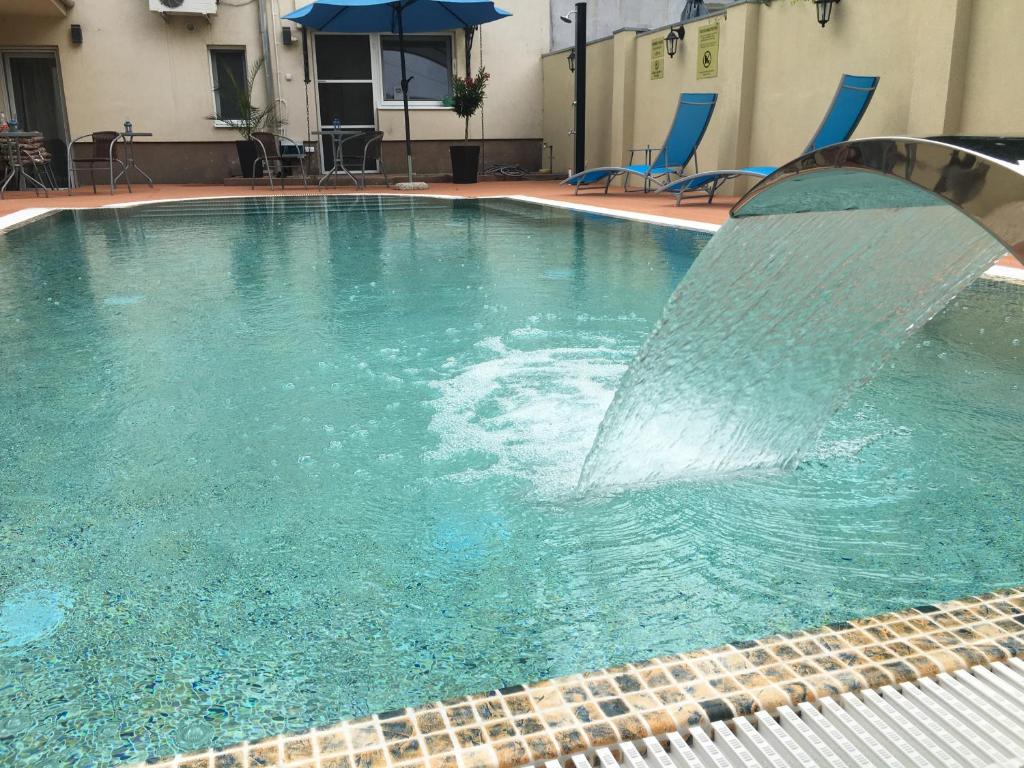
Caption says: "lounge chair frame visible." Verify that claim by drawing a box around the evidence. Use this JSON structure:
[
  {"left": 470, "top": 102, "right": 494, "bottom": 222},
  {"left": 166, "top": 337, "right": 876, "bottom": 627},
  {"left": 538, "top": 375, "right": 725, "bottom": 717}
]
[
  {"left": 660, "top": 74, "right": 879, "bottom": 206},
  {"left": 563, "top": 93, "right": 717, "bottom": 195}
]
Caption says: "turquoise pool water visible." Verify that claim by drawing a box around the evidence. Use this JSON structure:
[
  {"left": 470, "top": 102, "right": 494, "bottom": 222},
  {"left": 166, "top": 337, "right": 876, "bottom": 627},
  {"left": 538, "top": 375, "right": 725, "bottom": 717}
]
[{"left": 0, "top": 197, "right": 1022, "bottom": 766}]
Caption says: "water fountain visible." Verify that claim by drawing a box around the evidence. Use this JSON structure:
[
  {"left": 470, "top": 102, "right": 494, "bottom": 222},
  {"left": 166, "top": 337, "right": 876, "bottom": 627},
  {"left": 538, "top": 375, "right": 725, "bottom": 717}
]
[{"left": 580, "top": 137, "right": 1024, "bottom": 489}]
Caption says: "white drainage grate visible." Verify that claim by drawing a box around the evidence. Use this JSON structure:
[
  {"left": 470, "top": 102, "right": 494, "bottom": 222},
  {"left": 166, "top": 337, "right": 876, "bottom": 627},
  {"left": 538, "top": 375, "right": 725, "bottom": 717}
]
[{"left": 538, "top": 658, "right": 1024, "bottom": 768}]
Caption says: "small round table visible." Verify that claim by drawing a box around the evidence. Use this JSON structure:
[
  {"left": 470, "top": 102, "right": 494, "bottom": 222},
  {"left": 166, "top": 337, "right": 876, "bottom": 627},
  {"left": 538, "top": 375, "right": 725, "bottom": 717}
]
[
  {"left": 112, "top": 130, "right": 155, "bottom": 192},
  {"left": 314, "top": 129, "right": 364, "bottom": 189}
]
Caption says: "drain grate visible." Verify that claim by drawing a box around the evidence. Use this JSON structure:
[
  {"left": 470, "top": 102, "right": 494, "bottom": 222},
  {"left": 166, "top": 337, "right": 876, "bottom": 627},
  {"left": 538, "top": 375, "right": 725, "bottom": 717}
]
[{"left": 536, "top": 659, "right": 1024, "bottom": 768}]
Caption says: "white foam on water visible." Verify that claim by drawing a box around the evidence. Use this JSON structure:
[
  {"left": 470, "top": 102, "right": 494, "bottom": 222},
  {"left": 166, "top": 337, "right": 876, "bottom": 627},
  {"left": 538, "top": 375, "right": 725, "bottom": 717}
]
[
  {"left": 426, "top": 337, "right": 627, "bottom": 494},
  {"left": 0, "top": 586, "right": 72, "bottom": 649}
]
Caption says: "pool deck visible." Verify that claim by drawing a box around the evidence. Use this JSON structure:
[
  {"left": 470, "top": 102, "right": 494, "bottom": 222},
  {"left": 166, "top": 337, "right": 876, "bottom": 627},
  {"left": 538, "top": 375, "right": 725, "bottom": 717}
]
[
  {"left": 2, "top": 181, "right": 1021, "bottom": 274},
  {"left": 0, "top": 182, "right": 731, "bottom": 233},
  {"left": 126, "top": 588, "right": 1024, "bottom": 768}
]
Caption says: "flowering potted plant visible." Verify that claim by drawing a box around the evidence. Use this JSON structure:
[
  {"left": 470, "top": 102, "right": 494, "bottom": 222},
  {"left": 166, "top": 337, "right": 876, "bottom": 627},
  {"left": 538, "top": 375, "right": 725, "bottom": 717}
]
[{"left": 447, "top": 67, "right": 489, "bottom": 184}]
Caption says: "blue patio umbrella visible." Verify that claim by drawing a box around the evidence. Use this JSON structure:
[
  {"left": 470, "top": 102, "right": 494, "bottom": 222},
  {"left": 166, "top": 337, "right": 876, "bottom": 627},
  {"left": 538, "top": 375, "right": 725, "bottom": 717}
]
[{"left": 284, "top": 0, "right": 512, "bottom": 184}]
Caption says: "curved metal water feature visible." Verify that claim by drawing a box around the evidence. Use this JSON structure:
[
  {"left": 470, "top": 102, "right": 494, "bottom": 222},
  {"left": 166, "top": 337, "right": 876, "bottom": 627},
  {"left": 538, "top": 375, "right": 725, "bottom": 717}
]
[
  {"left": 579, "top": 137, "right": 1024, "bottom": 489},
  {"left": 732, "top": 136, "right": 1024, "bottom": 261}
]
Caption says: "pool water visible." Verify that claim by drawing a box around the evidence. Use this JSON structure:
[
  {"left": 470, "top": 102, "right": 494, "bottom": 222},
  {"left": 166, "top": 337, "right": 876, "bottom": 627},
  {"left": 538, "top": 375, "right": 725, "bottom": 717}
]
[{"left": 0, "top": 197, "right": 1021, "bottom": 766}]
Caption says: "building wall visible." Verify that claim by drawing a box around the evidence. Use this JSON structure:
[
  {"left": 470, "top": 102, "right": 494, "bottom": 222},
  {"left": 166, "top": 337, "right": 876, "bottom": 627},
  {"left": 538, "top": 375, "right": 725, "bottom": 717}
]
[
  {"left": 959, "top": 0, "right": 1024, "bottom": 135},
  {"left": 541, "top": 0, "right": 1022, "bottom": 192},
  {"left": 541, "top": 45, "right": 574, "bottom": 173},
  {"left": 0, "top": 0, "right": 548, "bottom": 180}
]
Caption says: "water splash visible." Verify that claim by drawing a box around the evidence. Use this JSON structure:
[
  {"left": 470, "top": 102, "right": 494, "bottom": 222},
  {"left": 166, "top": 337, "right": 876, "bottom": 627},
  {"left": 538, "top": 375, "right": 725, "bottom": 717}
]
[
  {"left": 579, "top": 205, "right": 1010, "bottom": 489},
  {"left": 428, "top": 337, "right": 626, "bottom": 493}
]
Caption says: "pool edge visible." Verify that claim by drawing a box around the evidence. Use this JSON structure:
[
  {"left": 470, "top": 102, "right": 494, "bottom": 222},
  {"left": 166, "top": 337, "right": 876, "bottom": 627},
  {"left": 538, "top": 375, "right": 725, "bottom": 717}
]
[
  {"left": 5, "top": 192, "right": 1021, "bottom": 285},
  {"left": 122, "top": 586, "right": 1024, "bottom": 768}
]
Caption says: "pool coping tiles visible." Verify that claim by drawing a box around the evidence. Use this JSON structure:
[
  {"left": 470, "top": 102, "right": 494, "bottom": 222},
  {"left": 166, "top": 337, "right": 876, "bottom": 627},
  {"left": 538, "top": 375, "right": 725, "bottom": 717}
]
[{"left": 124, "top": 587, "right": 1024, "bottom": 768}]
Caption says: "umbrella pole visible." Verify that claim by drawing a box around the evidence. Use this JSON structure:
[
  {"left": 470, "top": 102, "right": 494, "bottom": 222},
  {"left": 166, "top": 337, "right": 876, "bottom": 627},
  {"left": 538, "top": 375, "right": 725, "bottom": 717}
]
[{"left": 397, "top": 10, "right": 414, "bottom": 183}]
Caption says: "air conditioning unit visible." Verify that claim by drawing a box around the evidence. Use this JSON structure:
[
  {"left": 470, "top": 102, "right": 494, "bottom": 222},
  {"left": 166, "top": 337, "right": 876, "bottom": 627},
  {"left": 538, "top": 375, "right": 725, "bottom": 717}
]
[{"left": 149, "top": 0, "right": 218, "bottom": 16}]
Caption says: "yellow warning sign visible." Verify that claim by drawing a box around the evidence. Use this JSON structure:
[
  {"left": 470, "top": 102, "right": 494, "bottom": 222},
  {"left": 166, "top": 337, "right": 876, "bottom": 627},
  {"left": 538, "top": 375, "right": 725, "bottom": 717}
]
[
  {"left": 697, "top": 22, "right": 719, "bottom": 80},
  {"left": 650, "top": 38, "right": 665, "bottom": 80}
]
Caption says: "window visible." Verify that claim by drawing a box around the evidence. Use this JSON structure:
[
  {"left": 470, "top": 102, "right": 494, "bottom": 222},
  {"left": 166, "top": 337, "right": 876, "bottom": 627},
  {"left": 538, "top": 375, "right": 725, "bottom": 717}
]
[
  {"left": 315, "top": 35, "right": 375, "bottom": 128},
  {"left": 210, "top": 48, "right": 247, "bottom": 121},
  {"left": 380, "top": 35, "right": 452, "bottom": 103}
]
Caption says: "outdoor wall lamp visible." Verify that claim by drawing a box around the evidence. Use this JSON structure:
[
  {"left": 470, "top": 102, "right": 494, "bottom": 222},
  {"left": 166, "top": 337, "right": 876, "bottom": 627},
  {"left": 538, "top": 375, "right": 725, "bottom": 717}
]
[
  {"left": 567, "top": 47, "right": 576, "bottom": 73},
  {"left": 814, "top": 0, "right": 839, "bottom": 27},
  {"left": 70, "top": 24, "right": 83, "bottom": 45},
  {"left": 664, "top": 26, "right": 683, "bottom": 58}
]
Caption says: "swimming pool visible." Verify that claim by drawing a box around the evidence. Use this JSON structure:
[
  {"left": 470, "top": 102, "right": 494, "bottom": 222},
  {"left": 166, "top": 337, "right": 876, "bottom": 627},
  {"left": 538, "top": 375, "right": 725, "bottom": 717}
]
[{"left": 0, "top": 196, "right": 1021, "bottom": 766}]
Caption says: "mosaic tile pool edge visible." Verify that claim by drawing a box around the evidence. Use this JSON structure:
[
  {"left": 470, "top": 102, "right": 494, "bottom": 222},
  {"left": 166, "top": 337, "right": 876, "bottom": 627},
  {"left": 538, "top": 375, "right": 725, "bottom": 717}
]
[{"left": 125, "top": 587, "right": 1024, "bottom": 768}]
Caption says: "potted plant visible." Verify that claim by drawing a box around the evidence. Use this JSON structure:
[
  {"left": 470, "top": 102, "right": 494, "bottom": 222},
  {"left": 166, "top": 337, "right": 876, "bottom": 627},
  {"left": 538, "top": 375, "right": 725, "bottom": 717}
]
[
  {"left": 210, "top": 56, "right": 283, "bottom": 178},
  {"left": 447, "top": 67, "right": 489, "bottom": 184}
]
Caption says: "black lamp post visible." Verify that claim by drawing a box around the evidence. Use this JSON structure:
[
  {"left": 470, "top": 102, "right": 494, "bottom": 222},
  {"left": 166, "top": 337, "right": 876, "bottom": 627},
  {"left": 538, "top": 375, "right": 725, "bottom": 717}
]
[
  {"left": 664, "top": 26, "right": 683, "bottom": 58},
  {"left": 567, "top": 47, "right": 576, "bottom": 73},
  {"left": 814, "top": 0, "right": 839, "bottom": 27}
]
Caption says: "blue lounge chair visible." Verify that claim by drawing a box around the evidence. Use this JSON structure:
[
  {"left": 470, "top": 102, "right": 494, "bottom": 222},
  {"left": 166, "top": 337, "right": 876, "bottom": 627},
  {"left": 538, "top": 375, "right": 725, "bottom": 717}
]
[
  {"left": 562, "top": 92, "right": 717, "bottom": 195},
  {"left": 661, "top": 74, "right": 879, "bottom": 205}
]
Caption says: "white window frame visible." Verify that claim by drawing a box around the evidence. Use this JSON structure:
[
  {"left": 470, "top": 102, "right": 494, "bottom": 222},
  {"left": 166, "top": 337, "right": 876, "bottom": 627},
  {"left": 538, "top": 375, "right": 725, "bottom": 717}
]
[
  {"left": 372, "top": 33, "right": 455, "bottom": 110},
  {"left": 208, "top": 45, "right": 248, "bottom": 128}
]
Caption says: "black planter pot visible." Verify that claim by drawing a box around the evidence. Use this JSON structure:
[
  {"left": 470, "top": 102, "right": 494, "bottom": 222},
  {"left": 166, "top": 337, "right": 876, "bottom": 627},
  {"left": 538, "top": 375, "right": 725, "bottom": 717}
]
[
  {"left": 450, "top": 144, "right": 480, "bottom": 184},
  {"left": 236, "top": 139, "right": 263, "bottom": 178}
]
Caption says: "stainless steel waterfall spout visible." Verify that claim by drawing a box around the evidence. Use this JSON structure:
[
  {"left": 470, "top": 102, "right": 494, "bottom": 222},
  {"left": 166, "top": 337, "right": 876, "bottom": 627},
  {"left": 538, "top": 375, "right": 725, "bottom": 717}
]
[{"left": 731, "top": 137, "right": 1024, "bottom": 262}]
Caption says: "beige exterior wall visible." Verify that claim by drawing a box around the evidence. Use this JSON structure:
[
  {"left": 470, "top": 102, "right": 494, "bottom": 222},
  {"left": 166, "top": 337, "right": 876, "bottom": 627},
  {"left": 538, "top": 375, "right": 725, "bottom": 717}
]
[
  {"left": 0, "top": 2, "right": 275, "bottom": 143},
  {"left": 541, "top": 46, "right": 574, "bottom": 172},
  {"left": 0, "top": 0, "right": 547, "bottom": 176},
  {"left": 541, "top": 0, "right": 1023, "bottom": 187},
  {"left": 960, "top": 0, "right": 1024, "bottom": 135}
]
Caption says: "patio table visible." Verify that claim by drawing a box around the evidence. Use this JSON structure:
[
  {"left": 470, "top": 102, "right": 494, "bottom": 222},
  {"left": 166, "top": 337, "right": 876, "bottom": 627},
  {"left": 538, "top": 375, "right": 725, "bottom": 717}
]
[
  {"left": 314, "top": 129, "right": 365, "bottom": 189},
  {"left": 112, "top": 129, "right": 155, "bottom": 192},
  {"left": 0, "top": 131, "right": 48, "bottom": 199}
]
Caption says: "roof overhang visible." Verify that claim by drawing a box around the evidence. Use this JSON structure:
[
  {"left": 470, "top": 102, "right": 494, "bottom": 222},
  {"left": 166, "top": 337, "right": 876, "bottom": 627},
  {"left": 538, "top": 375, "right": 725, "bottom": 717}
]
[{"left": 1, "top": 0, "right": 74, "bottom": 17}]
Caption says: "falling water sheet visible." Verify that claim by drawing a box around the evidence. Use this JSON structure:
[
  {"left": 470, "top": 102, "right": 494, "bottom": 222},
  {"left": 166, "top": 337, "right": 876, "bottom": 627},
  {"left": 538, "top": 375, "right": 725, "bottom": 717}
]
[{"left": 580, "top": 205, "right": 1011, "bottom": 489}]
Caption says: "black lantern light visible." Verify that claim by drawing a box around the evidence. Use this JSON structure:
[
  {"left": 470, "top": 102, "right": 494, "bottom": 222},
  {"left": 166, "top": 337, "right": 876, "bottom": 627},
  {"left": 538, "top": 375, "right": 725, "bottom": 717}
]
[
  {"left": 567, "top": 47, "right": 576, "bottom": 73},
  {"left": 814, "top": 0, "right": 839, "bottom": 28},
  {"left": 664, "top": 26, "right": 683, "bottom": 59}
]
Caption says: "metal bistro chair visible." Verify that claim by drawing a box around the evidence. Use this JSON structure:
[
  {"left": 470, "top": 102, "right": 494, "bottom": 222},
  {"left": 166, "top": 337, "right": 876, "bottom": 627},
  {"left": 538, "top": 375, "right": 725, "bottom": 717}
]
[
  {"left": 338, "top": 130, "right": 388, "bottom": 189},
  {"left": 67, "top": 131, "right": 125, "bottom": 195},
  {"left": 251, "top": 132, "right": 309, "bottom": 190}
]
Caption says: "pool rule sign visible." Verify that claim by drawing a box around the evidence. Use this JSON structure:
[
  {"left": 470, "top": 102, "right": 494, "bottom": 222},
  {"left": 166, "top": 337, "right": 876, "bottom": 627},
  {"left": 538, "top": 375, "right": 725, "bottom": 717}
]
[
  {"left": 650, "top": 38, "right": 665, "bottom": 80},
  {"left": 697, "top": 22, "right": 719, "bottom": 79}
]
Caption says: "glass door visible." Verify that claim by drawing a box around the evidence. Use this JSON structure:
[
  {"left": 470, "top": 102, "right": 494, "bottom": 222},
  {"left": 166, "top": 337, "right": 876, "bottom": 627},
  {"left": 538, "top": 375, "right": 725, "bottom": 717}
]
[
  {"left": 313, "top": 35, "right": 377, "bottom": 173},
  {"left": 2, "top": 50, "right": 70, "bottom": 185}
]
